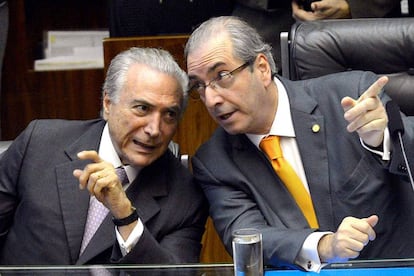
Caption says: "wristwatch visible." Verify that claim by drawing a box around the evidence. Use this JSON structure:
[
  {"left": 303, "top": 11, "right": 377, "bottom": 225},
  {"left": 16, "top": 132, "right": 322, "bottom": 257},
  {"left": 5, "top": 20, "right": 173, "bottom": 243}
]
[{"left": 112, "top": 206, "right": 138, "bottom": 226}]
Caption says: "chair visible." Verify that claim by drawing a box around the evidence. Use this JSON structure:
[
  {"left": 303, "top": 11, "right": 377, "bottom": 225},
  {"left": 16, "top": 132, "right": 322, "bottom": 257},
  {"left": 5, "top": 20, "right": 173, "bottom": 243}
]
[
  {"left": 280, "top": 18, "right": 414, "bottom": 116},
  {"left": 0, "top": 140, "right": 12, "bottom": 159}
]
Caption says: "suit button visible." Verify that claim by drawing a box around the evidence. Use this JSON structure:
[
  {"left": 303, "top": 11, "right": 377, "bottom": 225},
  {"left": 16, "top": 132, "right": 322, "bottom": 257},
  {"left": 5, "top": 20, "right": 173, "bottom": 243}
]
[{"left": 398, "top": 164, "right": 407, "bottom": 173}]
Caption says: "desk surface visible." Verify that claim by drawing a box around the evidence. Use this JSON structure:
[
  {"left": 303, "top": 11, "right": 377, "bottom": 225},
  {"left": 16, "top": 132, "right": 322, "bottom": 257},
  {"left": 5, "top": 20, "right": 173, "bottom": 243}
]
[
  {"left": 269, "top": 267, "right": 414, "bottom": 275},
  {"left": 1, "top": 259, "right": 414, "bottom": 275}
]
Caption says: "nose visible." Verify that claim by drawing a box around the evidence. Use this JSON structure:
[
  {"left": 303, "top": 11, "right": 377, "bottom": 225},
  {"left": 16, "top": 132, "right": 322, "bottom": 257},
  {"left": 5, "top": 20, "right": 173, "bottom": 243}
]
[
  {"left": 203, "top": 85, "right": 223, "bottom": 109},
  {"left": 143, "top": 113, "right": 161, "bottom": 138}
]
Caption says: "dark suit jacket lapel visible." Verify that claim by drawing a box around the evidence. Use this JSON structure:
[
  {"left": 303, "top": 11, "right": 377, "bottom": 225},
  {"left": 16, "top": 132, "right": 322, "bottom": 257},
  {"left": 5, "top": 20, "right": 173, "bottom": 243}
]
[
  {"left": 283, "top": 78, "right": 334, "bottom": 229},
  {"left": 127, "top": 155, "right": 168, "bottom": 224},
  {"left": 55, "top": 120, "right": 106, "bottom": 263},
  {"left": 76, "top": 215, "right": 114, "bottom": 264}
]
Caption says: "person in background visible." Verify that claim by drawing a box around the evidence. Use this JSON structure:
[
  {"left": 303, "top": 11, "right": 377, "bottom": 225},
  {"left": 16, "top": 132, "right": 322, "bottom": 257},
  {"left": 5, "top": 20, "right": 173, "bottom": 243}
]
[
  {"left": 292, "top": 0, "right": 403, "bottom": 20},
  {"left": 185, "top": 16, "right": 414, "bottom": 272},
  {"left": 0, "top": 47, "right": 208, "bottom": 265},
  {"left": 233, "top": 0, "right": 403, "bottom": 72}
]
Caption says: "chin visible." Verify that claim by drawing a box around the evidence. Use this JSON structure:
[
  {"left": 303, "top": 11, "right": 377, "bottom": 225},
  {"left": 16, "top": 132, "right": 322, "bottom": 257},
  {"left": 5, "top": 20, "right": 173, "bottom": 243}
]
[
  {"left": 223, "top": 124, "right": 246, "bottom": 135},
  {"left": 129, "top": 157, "right": 155, "bottom": 168},
  {"left": 224, "top": 128, "right": 237, "bottom": 135},
  {"left": 123, "top": 150, "right": 156, "bottom": 168}
]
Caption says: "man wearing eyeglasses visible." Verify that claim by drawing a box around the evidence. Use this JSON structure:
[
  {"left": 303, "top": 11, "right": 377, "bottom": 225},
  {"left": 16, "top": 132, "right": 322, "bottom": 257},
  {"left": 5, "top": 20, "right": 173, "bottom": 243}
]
[{"left": 185, "top": 16, "right": 414, "bottom": 272}]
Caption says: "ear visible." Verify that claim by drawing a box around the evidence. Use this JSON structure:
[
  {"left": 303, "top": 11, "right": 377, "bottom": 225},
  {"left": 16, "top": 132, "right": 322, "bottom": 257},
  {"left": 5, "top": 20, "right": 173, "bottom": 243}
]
[
  {"left": 255, "top": 53, "right": 273, "bottom": 87},
  {"left": 102, "top": 92, "right": 111, "bottom": 120}
]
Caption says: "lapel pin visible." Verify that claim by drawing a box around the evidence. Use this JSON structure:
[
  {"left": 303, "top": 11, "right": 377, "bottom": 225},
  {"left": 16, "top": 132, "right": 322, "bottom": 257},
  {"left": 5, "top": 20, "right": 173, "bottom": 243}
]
[{"left": 312, "top": 124, "right": 320, "bottom": 133}]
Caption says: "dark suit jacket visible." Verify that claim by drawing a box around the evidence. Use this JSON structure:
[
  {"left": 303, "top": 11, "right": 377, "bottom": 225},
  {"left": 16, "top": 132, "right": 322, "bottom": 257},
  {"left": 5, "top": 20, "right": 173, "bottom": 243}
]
[
  {"left": 192, "top": 71, "right": 414, "bottom": 269},
  {"left": 0, "top": 119, "right": 208, "bottom": 265}
]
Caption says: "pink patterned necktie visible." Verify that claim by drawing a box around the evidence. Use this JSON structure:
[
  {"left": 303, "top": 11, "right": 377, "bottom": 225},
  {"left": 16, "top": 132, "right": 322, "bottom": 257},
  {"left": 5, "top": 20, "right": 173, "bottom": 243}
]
[{"left": 80, "top": 167, "right": 129, "bottom": 255}]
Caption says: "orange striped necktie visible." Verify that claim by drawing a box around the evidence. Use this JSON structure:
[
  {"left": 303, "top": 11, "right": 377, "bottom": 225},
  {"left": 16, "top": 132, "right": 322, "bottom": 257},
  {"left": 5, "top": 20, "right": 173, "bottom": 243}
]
[{"left": 259, "top": 135, "right": 319, "bottom": 228}]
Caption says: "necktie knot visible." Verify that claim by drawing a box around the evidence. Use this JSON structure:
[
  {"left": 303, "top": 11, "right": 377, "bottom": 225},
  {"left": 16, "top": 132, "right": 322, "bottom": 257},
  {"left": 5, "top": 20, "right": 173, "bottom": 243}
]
[
  {"left": 116, "top": 166, "right": 129, "bottom": 186},
  {"left": 259, "top": 135, "right": 283, "bottom": 160}
]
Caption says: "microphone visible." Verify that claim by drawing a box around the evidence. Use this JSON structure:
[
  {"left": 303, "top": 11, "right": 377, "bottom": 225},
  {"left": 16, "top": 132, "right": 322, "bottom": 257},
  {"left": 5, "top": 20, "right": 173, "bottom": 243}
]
[{"left": 386, "top": 101, "right": 414, "bottom": 190}]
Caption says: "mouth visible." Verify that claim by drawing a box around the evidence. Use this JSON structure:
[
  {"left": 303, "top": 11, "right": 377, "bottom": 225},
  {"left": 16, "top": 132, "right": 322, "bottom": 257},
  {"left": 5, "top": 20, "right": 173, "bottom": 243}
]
[
  {"left": 132, "top": 139, "right": 158, "bottom": 152},
  {"left": 217, "top": 111, "right": 235, "bottom": 121}
]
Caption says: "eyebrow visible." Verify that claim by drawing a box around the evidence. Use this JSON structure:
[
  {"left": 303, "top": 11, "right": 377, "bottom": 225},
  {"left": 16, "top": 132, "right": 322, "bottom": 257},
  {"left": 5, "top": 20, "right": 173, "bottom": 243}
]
[
  {"left": 188, "top": 61, "right": 226, "bottom": 81},
  {"left": 131, "top": 99, "right": 182, "bottom": 114}
]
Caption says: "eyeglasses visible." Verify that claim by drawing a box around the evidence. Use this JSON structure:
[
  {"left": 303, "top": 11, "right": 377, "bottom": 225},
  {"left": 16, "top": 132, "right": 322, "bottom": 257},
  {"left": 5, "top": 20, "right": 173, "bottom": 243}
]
[{"left": 189, "top": 61, "right": 251, "bottom": 99}]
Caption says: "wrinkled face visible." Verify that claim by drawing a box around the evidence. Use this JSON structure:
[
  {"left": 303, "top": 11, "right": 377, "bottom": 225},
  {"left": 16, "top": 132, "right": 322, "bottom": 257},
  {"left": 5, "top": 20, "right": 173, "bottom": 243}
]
[
  {"left": 186, "top": 33, "right": 275, "bottom": 135},
  {"left": 103, "top": 64, "right": 182, "bottom": 167}
]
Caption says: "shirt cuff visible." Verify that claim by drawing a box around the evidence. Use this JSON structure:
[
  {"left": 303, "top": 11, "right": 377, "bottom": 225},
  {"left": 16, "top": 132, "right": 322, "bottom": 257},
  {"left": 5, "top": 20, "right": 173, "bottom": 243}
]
[
  {"left": 115, "top": 218, "right": 144, "bottom": 256},
  {"left": 360, "top": 127, "right": 391, "bottom": 161},
  {"left": 296, "top": 232, "right": 332, "bottom": 273}
]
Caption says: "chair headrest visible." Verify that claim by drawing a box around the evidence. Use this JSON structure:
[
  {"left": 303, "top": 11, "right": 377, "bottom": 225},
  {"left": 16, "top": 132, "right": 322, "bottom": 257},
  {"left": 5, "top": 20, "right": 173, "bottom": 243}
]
[{"left": 289, "top": 18, "right": 414, "bottom": 115}]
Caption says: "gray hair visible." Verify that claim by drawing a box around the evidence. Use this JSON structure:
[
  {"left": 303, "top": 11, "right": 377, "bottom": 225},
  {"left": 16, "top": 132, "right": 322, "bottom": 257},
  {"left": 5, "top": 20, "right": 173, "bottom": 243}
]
[
  {"left": 184, "top": 16, "right": 277, "bottom": 74},
  {"left": 103, "top": 47, "right": 189, "bottom": 115}
]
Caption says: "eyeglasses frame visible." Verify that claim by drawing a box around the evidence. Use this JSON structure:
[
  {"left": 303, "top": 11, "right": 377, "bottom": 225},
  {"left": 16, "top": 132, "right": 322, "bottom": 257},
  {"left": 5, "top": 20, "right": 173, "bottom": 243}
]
[{"left": 188, "top": 60, "right": 252, "bottom": 99}]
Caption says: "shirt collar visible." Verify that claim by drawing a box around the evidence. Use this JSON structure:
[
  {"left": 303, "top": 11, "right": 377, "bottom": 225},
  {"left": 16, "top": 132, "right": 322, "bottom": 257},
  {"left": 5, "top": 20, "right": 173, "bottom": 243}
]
[
  {"left": 98, "top": 123, "right": 139, "bottom": 182},
  {"left": 246, "top": 77, "right": 296, "bottom": 147}
]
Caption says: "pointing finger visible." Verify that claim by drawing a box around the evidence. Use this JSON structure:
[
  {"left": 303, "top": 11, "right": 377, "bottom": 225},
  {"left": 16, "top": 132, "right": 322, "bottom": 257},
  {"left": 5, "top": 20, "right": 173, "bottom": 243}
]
[
  {"left": 357, "top": 76, "right": 388, "bottom": 102},
  {"left": 77, "top": 150, "right": 102, "bottom": 163}
]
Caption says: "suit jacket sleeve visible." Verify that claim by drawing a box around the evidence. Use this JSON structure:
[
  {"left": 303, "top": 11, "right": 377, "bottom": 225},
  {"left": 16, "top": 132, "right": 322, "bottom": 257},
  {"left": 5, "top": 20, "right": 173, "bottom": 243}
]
[
  {"left": 0, "top": 120, "right": 34, "bottom": 244},
  {"left": 112, "top": 154, "right": 209, "bottom": 264}
]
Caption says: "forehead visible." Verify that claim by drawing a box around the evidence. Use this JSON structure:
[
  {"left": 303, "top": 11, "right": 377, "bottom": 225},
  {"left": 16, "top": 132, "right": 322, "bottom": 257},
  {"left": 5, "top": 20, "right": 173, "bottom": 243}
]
[
  {"left": 187, "top": 33, "right": 236, "bottom": 77},
  {"left": 122, "top": 64, "right": 182, "bottom": 104}
]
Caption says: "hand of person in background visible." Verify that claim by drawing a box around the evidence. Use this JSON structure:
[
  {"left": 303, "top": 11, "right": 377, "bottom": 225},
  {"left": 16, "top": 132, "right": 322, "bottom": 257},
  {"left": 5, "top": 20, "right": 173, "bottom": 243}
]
[
  {"left": 341, "top": 76, "right": 389, "bottom": 148},
  {"left": 318, "top": 215, "right": 378, "bottom": 263},
  {"left": 292, "top": 0, "right": 351, "bottom": 21}
]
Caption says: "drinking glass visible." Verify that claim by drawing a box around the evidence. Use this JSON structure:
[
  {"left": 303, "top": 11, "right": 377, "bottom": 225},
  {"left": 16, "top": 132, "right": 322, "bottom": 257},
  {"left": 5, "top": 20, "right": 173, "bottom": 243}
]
[{"left": 232, "top": 228, "right": 263, "bottom": 276}]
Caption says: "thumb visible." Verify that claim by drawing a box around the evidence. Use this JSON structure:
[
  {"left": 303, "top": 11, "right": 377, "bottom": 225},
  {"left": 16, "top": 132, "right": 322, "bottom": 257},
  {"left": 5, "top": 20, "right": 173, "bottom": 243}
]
[
  {"left": 364, "top": 215, "right": 379, "bottom": 228},
  {"left": 311, "top": 1, "right": 326, "bottom": 11},
  {"left": 364, "top": 215, "right": 379, "bottom": 241}
]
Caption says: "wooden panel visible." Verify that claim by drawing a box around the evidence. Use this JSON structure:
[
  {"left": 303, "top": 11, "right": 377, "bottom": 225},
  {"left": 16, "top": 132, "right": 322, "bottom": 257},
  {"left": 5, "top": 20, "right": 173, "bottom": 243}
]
[
  {"left": 103, "top": 36, "right": 231, "bottom": 263},
  {"left": 1, "top": 0, "right": 107, "bottom": 140},
  {"left": 2, "top": 69, "right": 104, "bottom": 139},
  {"left": 103, "top": 35, "right": 189, "bottom": 72}
]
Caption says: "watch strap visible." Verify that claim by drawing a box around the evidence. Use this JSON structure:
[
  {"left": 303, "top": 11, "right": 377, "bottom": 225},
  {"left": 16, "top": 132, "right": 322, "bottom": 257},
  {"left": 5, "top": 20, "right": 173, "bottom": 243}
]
[{"left": 112, "top": 207, "right": 138, "bottom": 226}]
